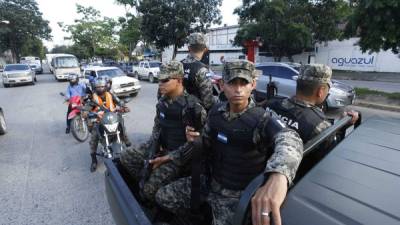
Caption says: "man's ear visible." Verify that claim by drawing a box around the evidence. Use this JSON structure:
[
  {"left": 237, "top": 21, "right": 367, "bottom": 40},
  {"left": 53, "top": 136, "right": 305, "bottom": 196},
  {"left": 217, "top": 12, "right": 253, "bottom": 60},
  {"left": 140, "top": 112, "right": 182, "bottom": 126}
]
[
  {"left": 220, "top": 80, "right": 225, "bottom": 92},
  {"left": 316, "top": 85, "right": 324, "bottom": 98},
  {"left": 251, "top": 79, "right": 257, "bottom": 90},
  {"left": 177, "top": 78, "right": 184, "bottom": 84}
]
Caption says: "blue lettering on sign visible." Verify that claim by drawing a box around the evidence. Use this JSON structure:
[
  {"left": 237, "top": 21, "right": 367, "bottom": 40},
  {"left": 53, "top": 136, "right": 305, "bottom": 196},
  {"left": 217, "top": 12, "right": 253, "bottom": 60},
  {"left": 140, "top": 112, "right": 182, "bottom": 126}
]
[{"left": 331, "top": 56, "right": 374, "bottom": 67}]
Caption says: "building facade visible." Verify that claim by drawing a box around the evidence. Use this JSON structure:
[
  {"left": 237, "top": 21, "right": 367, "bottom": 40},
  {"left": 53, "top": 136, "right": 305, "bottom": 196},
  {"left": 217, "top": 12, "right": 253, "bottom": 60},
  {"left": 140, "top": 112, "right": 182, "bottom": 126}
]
[
  {"left": 162, "top": 26, "right": 400, "bottom": 73},
  {"left": 162, "top": 25, "right": 244, "bottom": 65}
]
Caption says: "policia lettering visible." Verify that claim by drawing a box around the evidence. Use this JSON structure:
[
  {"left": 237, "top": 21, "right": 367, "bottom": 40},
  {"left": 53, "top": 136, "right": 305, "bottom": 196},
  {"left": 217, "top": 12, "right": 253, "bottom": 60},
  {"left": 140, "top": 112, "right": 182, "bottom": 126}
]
[{"left": 266, "top": 98, "right": 325, "bottom": 143}]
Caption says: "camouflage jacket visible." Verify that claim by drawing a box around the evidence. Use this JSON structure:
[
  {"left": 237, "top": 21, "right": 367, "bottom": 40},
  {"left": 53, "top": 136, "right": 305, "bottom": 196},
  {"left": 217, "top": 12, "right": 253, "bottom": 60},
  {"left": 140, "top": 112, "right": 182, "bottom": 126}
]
[
  {"left": 181, "top": 54, "right": 215, "bottom": 111},
  {"left": 173, "top": 98, "right": 304, "bottom": 186},
  {"left": 149, "top": 91, "right": 207, "bottom": 150}
]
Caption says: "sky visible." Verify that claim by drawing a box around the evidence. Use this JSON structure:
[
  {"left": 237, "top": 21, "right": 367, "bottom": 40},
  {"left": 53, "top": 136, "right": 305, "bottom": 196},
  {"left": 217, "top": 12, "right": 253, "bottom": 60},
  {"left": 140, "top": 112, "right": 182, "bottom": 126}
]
[{"left": 36, "top": 0, "right": 243, "bottom": 49}]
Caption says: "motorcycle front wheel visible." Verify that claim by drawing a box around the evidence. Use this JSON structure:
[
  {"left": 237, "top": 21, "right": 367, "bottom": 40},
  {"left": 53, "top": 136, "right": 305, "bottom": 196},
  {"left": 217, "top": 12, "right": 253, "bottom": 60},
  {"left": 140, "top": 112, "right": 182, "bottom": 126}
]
[
  {"left": 71, "top": 115, "right": 89, "bottom": 142},
  {"left": 0, "top": 110, "right": 7, "bottom": 135}
]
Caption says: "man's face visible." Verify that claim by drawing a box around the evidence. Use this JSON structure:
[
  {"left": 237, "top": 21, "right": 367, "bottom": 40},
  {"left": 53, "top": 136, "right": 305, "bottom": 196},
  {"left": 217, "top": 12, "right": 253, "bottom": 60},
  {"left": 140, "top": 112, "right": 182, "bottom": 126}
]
[
  {"left": 221, "top": 78, "right": 256, "bottom": 107},
  {"left": 158, "top": 77, "right": 181, "bottom": 96}
]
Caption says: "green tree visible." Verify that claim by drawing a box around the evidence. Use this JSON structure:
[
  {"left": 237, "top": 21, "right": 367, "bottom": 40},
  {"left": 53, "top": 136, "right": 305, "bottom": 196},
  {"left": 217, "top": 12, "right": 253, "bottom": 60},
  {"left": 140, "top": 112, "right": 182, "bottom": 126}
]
[
  {"left": 235, "top": 0, "right": 350, "bottom": 61},
  {"left": 345, "top": 0, "right": 400, "bottom": 54},
  {"left": 20, "top": 37, "right": 47, "bottom": 59},
  {"left": 135, "top": 0, "right": 223, "bottom": 59},
  {"left": 60, "top": 4, "right": 119, "bottom": 60},
  {"left": 118, "top": 15, "right": 142, "bottom": 59},
  {"left": 0, "top": 0, "right": 51, "bottom": 62}
]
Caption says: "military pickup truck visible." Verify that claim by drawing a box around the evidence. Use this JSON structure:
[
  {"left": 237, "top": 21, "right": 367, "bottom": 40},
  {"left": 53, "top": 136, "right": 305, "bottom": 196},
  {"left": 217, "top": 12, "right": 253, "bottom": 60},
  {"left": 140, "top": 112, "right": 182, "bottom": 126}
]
[{"left": 104, "top": 115, "right": 400, "bottom": 225}]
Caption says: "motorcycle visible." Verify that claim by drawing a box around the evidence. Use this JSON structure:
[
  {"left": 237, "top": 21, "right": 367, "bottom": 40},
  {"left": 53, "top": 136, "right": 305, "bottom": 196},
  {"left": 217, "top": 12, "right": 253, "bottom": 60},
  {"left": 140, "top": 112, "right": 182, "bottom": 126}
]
[
  {"left": 0, "top": 107, "right": 7, "bottom": 135},
  {"left": 88, "top": 99, "right": 131, "bottom": 160},
  {"left": 60, "top": 92, "right": 90, "bottom": 142}
]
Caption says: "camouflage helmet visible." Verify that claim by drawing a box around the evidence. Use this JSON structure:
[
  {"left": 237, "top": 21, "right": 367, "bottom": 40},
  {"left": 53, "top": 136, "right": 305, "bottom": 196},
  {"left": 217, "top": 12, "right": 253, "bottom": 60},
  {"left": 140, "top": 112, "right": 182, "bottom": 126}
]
[
  {"left": 298, "top": 64, "right": 332, "bottom": 87},
  {"left": 187, "top": 32, "right": 207, "bottom": 47},
  {"left": 158, "top": 60, "right": 184, "bottom": 80},
  {"left": 222, "top": 60, "right": 260, "bottom": 83}
]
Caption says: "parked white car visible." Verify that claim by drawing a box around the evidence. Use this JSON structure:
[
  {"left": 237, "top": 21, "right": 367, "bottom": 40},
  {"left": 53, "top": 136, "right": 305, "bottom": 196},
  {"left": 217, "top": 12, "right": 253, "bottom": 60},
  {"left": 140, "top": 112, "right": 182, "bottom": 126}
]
[
  {"left": 132, "top": 61, "right": 161, "bottom": 83},
  {"left": 82, "top": 66, "right": 141, "bottom": 97},
  {"left": 2, "top": 64, "right": 37, "bottom": 87}
]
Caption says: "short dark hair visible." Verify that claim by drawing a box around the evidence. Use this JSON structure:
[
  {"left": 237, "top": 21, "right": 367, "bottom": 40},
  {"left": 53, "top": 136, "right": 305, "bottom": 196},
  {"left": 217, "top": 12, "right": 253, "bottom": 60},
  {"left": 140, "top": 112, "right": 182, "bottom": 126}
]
[
  {"left": 296, "top": 80, "right": 322, "bottom": 96},
  {"left": 189, "top": 44, "right": 206, "bottom": 53}
]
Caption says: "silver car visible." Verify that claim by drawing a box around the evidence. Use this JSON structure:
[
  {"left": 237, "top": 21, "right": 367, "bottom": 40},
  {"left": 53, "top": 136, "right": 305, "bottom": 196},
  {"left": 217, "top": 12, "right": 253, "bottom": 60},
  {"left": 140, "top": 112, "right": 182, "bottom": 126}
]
[
  {"left": 254, "top": 62, "right": 356, "bottom": 109},
  {"left": 2, "top": 64, "right": 37, "bottom": 87}
]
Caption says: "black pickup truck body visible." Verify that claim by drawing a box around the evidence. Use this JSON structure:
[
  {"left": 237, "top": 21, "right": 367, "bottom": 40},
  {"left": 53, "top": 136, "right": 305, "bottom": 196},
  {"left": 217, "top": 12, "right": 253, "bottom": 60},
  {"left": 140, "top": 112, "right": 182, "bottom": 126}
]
[{"left": 105, "top": 117, "right": 400, "bottom": 225}]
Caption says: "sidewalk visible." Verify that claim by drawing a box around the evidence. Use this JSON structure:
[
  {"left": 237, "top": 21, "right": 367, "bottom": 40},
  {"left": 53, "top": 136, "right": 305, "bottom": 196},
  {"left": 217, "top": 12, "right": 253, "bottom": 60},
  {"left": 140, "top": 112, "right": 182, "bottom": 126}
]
[
  {"left": 333, "top": 70, "right": 400, "bottom": 83},
  {"left": 354, "top": 99, "right": 400, "bottom": 112}
]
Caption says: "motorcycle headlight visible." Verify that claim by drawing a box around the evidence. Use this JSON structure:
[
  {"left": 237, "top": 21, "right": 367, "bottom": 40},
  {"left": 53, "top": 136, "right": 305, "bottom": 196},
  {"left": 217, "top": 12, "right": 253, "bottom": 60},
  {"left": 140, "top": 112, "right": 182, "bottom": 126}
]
[{"left": 104, "top": 123, "right": 119, "bottom": 132}]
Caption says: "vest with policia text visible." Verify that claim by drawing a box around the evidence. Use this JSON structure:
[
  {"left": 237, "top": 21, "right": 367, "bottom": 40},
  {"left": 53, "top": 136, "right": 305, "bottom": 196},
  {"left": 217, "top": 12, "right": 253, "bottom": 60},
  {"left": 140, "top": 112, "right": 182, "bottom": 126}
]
[
  {"left": 266, "top": 98, "right": 325, "bottom": 143},
  {"left": 208, "top": 103, "right": 279, "bottom": 190},
  {"left": 157, "top": 95, "right": 200, "bottom": 151},
  {"left": 182, "top": 60, "right": 206, "bottom": 100}
]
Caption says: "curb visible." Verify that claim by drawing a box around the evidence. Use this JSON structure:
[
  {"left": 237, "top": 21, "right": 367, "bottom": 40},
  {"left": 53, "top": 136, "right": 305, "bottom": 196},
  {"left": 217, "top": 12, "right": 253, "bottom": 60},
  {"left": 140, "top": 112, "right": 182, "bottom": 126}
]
[{"left": 354, "top": 100, "right": 400, "bottom": 112}]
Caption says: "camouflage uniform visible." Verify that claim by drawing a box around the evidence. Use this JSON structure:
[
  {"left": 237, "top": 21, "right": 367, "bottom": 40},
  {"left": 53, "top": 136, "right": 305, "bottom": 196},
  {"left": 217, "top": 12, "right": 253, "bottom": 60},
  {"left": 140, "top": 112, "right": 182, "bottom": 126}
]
[
  {"left": 120, "top": 61, "right": 207, "bottom": 204},
  {"left": 156, "top": 60, "right": 303, "bottom": 225},
  {"left": 266, "top": 64, "right": 334, "bottom": 144},
  {"left": 181, "top": 33, "right": 215, "bottom": 111}
]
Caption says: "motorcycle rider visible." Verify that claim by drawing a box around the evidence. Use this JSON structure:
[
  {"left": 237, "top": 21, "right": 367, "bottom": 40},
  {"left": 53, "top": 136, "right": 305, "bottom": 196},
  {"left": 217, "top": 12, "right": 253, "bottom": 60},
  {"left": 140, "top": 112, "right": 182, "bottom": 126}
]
[
  {"left": 89, "top": 78, "right": 132, "bottom": 172},
  {"left": 65, "top": 73, "right": 87, "bottom": 134}
]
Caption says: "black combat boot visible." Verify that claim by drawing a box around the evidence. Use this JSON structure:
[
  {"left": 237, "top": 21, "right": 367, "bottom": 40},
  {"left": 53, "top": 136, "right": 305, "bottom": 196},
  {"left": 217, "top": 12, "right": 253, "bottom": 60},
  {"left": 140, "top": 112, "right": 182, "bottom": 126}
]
[{"left": 90, "top": 153, "right": 97, "bottom": 173}]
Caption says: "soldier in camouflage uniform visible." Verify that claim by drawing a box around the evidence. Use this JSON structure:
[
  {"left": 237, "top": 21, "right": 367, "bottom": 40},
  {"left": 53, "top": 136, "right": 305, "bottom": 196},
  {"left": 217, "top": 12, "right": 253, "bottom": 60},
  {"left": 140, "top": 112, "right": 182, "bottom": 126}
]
[
  {"left": 180, "top": 32, "right": 215, "bottom": 111},
  {"left": 265, "top": 64, "right": 359, "bottom": 145},
  {"left": 120, "top": 61, "right": 207, "bottom": 205},
  {"left": 155, "top": 60, "right": 303, "bottom": 225}
]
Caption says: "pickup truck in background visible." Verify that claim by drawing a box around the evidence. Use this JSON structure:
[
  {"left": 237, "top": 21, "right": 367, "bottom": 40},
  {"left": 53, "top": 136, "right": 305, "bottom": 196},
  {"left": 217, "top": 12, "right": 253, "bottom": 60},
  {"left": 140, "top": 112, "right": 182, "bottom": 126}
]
[
  {"left": 132, "top": 61, "right": 161, "bottom": 83},
  {"left": 104, "top": 114, "right": 400, "bottom": 225},
  {"left": 20, "top": 56, "right": 43, "bottom": 74}
]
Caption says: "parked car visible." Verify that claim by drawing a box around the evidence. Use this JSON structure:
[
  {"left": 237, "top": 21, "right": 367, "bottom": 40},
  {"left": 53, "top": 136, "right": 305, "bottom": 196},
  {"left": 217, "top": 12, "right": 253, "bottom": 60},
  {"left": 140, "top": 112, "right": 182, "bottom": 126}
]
[
  {"left": 103, "top": 61, "right": 118, "bottom": 67},
  {"left": 2, "top": 64, "right": 37, "bottom": 87},
  {"left": 82, "top": 66, "right": 141, "bottom": 97},
  {"left": 254, "top": 62, "right": 356, "bottom": 110},
  {"left": 104, "top": 116, "right": 400, "bottom": 225},
  {"left": 0, "top": 106, "right": 6, "bottom": 135},
  {"left": 118, "top": 62, "right": 134, "bottom": 75},
  {"left": 132, "top": 61, "right": 161, "bottom": 83}
]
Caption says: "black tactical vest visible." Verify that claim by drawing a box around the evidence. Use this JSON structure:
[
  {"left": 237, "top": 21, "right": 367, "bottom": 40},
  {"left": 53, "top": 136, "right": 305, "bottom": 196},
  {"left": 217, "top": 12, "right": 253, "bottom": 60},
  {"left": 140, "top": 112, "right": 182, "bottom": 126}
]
[
  {"left": 182, "top": 60, "right": 206, "bottom": 99},
  {"left": 208, "top": 104, "right": 268, "bottom": 190},
  {"left": 266, "top": 98, "right": 325, "bottom": 143},
  {"left": 157, "top": 95, "right": 199, "bottom": 151}
]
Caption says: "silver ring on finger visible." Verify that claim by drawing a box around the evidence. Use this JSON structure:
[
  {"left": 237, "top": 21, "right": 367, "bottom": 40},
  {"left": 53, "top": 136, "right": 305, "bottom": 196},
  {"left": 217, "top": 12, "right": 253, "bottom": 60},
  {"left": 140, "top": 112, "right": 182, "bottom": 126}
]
[{"left": 261, "top": 211, "right": 269, "bottom": 217}]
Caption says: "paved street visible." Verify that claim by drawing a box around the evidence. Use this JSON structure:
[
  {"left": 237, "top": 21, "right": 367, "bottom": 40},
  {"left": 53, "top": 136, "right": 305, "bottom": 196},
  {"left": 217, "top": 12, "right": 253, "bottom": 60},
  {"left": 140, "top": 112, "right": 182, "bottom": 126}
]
[
  {"left": 337, "top": 79, "right": 400, "bottom": 93},
  {"left": 0, "top": 74, "right": 399, "bottom": 225},
  {"left": 0, "top": 74, "right": 157, "bottom": 225}
]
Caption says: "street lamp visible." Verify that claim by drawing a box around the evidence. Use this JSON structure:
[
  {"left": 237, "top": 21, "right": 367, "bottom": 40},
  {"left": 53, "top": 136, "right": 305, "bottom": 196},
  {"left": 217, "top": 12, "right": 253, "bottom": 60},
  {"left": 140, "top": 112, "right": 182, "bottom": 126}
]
[{"left": 0, "top": 20, "right": 10, "bottom": 24}]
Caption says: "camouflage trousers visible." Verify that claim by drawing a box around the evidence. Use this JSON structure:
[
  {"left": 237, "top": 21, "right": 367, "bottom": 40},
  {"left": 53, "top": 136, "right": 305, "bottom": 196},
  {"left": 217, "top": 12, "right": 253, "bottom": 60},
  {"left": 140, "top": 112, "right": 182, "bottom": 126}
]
[
  {"left": 155, "top": 176, "right": 242, "bottom": 225},
  {"left": 120, "top": 147, "right": 183, "bottom": 205},
  {"left": 89, "top": 129, "right": 100, "bottom": 154}
]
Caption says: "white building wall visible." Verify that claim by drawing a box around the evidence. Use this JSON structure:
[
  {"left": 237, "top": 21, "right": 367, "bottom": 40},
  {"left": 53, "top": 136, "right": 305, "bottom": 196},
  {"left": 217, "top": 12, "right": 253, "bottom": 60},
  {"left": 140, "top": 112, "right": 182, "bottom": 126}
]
[
  {"left": 314, "top": 38, "right": 400, "bottom": 73},
  {"left": 161, "top": 25, "right": 244, "bottom": 64}
]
